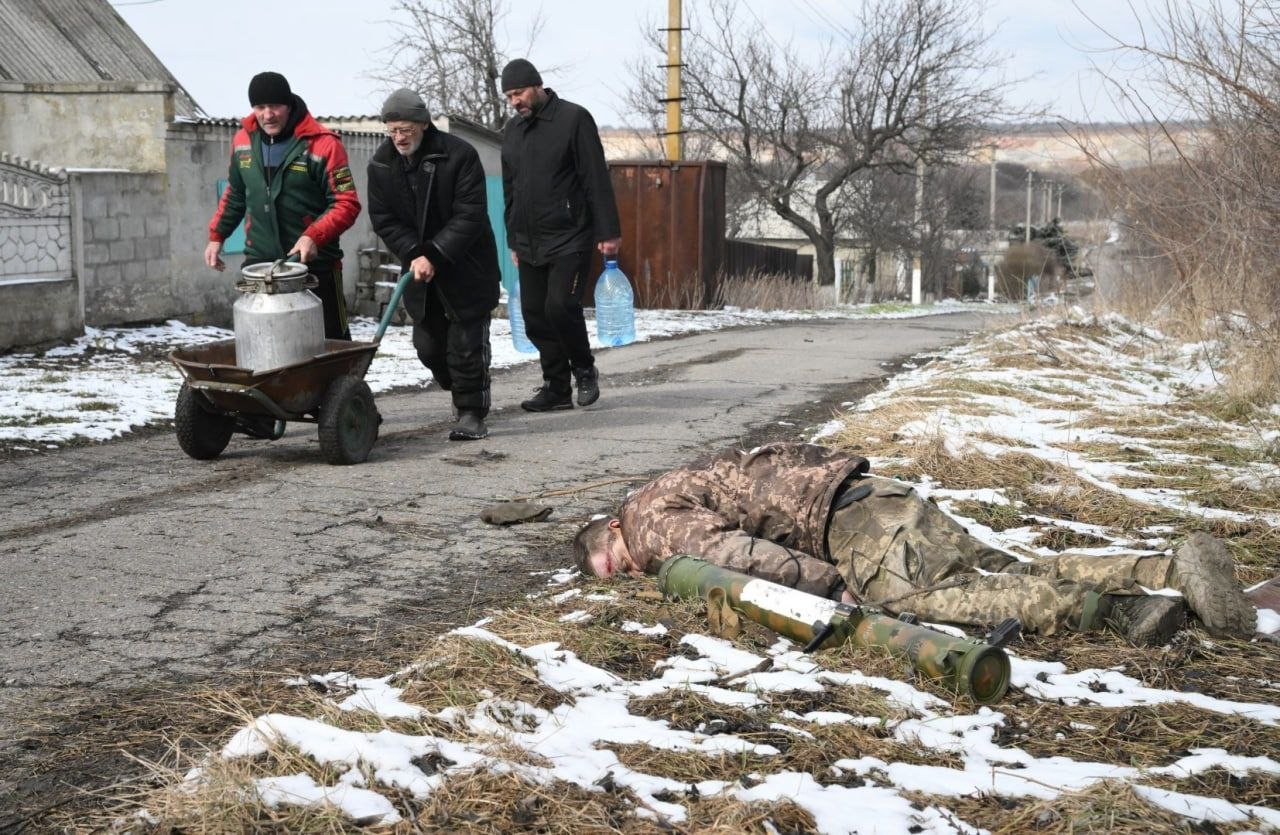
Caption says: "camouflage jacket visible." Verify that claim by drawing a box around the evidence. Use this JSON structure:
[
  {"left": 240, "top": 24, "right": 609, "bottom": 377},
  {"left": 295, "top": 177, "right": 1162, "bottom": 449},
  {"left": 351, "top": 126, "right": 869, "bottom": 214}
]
[{"left": 619, "top": 443, "right": 868, "bottom": 597}]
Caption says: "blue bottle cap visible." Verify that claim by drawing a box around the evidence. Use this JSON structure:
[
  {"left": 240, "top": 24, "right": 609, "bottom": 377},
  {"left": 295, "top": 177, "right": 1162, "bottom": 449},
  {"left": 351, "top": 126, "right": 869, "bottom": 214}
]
[{"left": 605, "top": 259, "right": 618, "bottom": 268}]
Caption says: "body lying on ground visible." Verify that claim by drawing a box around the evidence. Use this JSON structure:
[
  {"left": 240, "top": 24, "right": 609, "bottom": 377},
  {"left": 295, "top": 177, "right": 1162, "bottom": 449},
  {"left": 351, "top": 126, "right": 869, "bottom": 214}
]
[{"left": 574, "top": 442, "right": 1257, "bottom": 646}]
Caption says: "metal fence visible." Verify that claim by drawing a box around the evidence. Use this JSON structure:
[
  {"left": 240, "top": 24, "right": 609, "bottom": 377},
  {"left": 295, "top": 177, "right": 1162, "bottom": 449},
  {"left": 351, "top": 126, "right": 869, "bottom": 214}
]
[{"left": 724, "top": 238, "right": 813, "bottom": 280}]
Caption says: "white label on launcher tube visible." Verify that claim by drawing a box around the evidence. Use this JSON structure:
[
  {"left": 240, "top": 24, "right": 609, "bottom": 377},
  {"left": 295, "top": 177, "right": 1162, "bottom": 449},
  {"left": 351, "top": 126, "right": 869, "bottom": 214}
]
[{"left": 739, "top": 579, "right": 839, "bottom": 625}]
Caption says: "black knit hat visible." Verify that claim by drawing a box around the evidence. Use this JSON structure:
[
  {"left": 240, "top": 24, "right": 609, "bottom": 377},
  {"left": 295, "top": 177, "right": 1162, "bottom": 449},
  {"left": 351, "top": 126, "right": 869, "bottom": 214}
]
[
  {"left": 500, "top": 58, "right": 543, "bottom": 92},
  {"left": 381, "top": 88, "right": 431, "bottom": 123},
  {"left": 248, "top": 71, "right": 292, "bottom": 106}
]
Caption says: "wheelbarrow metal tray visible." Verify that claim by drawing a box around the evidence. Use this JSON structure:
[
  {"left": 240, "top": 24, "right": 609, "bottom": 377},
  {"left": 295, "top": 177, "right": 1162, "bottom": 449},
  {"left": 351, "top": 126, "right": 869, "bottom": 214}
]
[{"left": 170, "top": 339, "right": 378, "bottom": 419}]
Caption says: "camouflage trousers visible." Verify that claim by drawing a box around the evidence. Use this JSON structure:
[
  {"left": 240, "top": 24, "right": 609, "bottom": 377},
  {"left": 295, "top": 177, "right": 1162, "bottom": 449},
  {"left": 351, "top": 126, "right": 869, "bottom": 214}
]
[{"left": 826, "top": 478, "right": 1173, "bottom": 635}]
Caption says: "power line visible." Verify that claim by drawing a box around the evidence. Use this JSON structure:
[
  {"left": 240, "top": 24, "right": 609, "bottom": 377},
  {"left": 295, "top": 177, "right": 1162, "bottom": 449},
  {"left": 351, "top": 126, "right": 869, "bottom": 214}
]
[{"left": 795, "top": 0, "right": 857, "bottom": 42}]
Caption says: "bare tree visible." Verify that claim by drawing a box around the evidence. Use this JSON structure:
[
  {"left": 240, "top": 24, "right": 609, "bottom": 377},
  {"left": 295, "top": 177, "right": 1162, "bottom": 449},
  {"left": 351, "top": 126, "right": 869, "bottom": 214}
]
[
  {"left": 1071, "top": 0, "right": 1280, "bottom": 399},
  {"left": 626, "top": 0, "right": 1015, "bottom": 286},
  {"left": 375, "top": 0, "right": 543, "bottom": 131}
]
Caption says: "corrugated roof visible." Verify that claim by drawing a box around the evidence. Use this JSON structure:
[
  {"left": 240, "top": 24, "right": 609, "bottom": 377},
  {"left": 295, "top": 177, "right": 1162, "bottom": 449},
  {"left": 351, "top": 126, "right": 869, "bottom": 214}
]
[{"left": 0, "top": 0, "right": 203, "bottom": 118}]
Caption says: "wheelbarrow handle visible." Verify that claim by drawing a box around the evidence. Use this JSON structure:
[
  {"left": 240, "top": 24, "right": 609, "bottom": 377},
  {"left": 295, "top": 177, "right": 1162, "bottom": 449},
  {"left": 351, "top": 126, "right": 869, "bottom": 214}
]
[{"left": 374, "top": 271, "right": 414, "bottom": 342}]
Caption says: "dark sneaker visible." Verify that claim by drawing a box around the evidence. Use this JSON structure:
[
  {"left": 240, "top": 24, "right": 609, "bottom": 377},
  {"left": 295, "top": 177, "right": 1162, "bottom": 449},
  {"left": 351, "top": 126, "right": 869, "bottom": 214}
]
[
  {"left": 449, "top": 410, "right": 488, "bottom": 441},
  {"left": 1172, "top": 533, "right": 1255, "bottom": 638},
  {"left": 573, "top": 365, "right": 600, "bottom": 407},
  {"left": 520, "top": 386, "right": 573, "bottom": 412},
  {"left": 1106, "top": 595, "right": 1187, "bottom": 646}
]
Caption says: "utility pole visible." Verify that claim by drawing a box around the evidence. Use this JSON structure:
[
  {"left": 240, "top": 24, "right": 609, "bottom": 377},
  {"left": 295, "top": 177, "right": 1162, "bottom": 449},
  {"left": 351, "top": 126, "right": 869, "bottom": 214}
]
[
  {"left": 988, "top": 145, "right": 997, "bottom": 232},
  {"left": 1024, "top": 170, "right": 1033, "bottom": 243},
  {"left": 987, "top": 145, "right": 997, "bottom": 303},
  {"left": 912, "top": 153, "right": 924, "bottom": 305},
  {"left": 1056, "top": 183, "right": 1063, "bottom": 219},
  {"left": 660, "top": 0, "right": 685, "bottom": 161},
  {"left": 911, "top": 80, "right": 927, "bottom": 306}
]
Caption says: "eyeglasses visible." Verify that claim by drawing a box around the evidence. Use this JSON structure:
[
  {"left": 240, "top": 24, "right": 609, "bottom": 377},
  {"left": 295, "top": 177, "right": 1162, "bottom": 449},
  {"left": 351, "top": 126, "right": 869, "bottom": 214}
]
[{"left": 386, "top": 126, "right": 419, "bottom": 138}]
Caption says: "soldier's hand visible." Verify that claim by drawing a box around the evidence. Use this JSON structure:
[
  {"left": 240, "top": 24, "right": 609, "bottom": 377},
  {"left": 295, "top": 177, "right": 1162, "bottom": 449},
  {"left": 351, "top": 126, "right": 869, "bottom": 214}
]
[
  {"left": 597, "top": 237, "right": 621, "bottom": 258},
  {"left": 411, "top": 255, "right": 435, "bottom": 283},
  {"left": 204, "top": 241, "right": 225, "bottom": 272},
  {"left": 288, "top": 235, "right": 318, "bottom": 263},
  {"left": 509, "top": 250, "right": 519, "bottom": 267}
]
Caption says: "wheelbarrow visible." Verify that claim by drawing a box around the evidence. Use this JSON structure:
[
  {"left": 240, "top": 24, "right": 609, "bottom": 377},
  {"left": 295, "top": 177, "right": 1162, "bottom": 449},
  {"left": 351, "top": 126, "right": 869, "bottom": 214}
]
[{"left": 169, "top": 272, "right": 412, "bottom": 465}]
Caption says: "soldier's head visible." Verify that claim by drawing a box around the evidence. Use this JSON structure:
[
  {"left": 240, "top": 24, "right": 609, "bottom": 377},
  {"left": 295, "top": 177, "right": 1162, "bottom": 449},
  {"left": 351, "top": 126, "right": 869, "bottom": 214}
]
[
  {"left": 248, "top": 71, "right": 293, "bottom": 137},
  {"left": 381, "top": 88, "right": 432, "bottom": 157},
  {"left": 573, "top": 516, "right": 643, "bottom": 579},
  {"left": 501, "top": 58, "right": 547, "bottom": 117}
]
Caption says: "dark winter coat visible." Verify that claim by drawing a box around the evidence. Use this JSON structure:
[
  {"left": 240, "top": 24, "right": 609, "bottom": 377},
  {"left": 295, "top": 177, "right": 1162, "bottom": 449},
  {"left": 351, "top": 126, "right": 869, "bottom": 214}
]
[
  {"left": 367, "top": 125, "right": 501, "bottom": 323},
  {"left": 618, "top": 443, "right": 869, "bottom": 597},
  {"left": 501, "top": 90, "right": 621, "bottom": 265}
]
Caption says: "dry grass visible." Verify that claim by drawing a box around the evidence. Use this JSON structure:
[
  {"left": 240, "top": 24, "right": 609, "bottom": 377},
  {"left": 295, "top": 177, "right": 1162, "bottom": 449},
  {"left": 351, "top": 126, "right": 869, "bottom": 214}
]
[
  {"left": 919, "top": 780, "right": 1238, "bottom": 834},
  {"left": 413, "top": 769, "right": 818, "bottom": 834},
  {"left": 717, "top": 274, "right": 826, "bottom": 311}
]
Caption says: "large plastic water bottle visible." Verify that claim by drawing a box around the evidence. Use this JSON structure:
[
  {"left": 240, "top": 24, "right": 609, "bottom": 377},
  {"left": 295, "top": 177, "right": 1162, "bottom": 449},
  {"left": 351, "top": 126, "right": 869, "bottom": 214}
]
[
  {"left": 508, "top": 280, "right": 537, "bottom": 353},
  {"left": 594, "top": 259, "right": 636, "bottom": 347}
]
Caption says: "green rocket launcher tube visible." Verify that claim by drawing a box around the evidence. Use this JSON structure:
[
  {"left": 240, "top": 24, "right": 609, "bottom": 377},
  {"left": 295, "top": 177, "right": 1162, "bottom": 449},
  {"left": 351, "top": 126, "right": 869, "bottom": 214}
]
[{"left": 657, "top": 554, "right": 1011, "bottom": 704}]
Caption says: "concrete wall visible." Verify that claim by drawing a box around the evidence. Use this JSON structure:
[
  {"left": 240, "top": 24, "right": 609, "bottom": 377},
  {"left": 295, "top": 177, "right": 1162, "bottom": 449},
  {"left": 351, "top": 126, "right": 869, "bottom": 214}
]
[
  {"left": 0, "top": 155, "right": 81, "bottom": 349},
  {"left": 74, "top": 171, "right": 174, "bottom": 326},
  {"left": 164, "top": 121, "right": 239, "bottom": 325},
  {"left": 0, "top": 82, "right": 173, "bottom": 173}
]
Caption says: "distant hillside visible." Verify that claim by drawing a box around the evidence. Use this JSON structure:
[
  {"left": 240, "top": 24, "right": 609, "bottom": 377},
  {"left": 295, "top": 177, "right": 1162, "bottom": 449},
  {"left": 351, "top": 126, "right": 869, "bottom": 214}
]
[{"left": 601, "top": 122, "right": 1206, "bottom": 172}]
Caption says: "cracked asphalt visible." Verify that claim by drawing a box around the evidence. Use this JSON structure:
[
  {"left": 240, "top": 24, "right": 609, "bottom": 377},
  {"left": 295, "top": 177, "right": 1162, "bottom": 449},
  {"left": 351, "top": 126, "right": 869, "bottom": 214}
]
[{"left": 0, "top": 310, "right": 1001, "bottom": 818}]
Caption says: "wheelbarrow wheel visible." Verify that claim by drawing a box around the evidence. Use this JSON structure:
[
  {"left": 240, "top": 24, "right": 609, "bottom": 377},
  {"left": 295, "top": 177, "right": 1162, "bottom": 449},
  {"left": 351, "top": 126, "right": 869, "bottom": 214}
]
[
  {"left": 318, "top": 375, "right": 379, "bottom": 465},
  {"left": 175, "top": 384, "right": 234, "bottom": 460}
]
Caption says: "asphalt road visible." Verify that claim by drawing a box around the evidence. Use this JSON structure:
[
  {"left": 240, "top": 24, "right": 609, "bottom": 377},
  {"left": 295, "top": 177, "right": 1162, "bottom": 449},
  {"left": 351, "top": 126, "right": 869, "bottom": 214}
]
[{"left": 0, "top": 310, "right": 1001, "bottom": 817}]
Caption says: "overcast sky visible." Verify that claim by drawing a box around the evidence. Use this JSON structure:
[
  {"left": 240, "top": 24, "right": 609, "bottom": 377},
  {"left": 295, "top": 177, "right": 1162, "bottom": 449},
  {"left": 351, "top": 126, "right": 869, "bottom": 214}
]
[{"left": 115, "top": 0, "right": 1159, "bottom": 126}]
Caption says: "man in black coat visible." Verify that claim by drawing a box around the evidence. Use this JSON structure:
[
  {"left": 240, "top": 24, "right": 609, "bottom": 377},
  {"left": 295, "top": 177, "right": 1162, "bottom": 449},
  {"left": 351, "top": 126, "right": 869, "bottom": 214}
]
[
  {"left": 500, "top": 58, "right": 621, "bottom": 412},
  {"left": 367, "top": 89, "right": 501, "bottom": 440}
]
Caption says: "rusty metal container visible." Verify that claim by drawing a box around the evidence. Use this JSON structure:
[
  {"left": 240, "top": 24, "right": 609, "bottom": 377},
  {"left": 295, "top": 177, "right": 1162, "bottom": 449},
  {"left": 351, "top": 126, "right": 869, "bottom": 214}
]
[{"left": 600, "top": 160, "right": 726, "bottom": 309}]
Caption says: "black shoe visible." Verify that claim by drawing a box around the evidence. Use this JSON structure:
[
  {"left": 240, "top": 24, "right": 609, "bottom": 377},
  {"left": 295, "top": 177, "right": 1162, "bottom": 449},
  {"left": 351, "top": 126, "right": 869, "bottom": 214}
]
[
  {"left": 449, "top": 410, "right": 488, "bottom": 440},
  {"left": 573, "top": 365, "right": 600, "bottom": 407},
  {"left": 520, "top": 386, "right": 573, "bottom": 412},
  {"left": 1105, "top": 595, "right": 1187, "bottom": 646}
]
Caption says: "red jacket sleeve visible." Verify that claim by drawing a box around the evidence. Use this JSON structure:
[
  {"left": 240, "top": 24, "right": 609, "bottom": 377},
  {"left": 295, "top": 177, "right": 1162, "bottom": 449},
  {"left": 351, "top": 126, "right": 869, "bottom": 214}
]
[{"left": 303, "top": 134, "right": 361, "bottom": 247}]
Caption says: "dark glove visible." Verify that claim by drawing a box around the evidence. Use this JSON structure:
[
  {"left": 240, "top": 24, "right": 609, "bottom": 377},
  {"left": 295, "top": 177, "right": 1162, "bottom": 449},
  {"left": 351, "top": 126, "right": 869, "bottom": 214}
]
[{"left": 481, "top": 501, "right": 553, "bottom": 526}]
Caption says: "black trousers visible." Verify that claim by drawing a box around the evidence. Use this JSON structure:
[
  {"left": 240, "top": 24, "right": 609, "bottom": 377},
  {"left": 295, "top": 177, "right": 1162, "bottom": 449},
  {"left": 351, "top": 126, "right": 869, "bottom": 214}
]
[
  {"left": 518, "top": 251, "right": 595, "bottom": 394},
  {"left": 412, "top": 297, "right": 492, "bottom": 417},
  {"left": 308, "top": 262, "right": 350, "bottom": 341}
]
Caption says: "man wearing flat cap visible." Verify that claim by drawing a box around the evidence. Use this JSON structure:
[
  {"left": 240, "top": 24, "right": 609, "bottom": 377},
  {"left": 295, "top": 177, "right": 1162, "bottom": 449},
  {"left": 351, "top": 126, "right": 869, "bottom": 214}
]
[
  {"left": 206, "top": 71, "right": 361, "bottom": 340},
  {"left": 366, "top": 89, "right": 501, "bottom": 441},
  {"left": 500, "top": 58, "right": 621, "bottom": 413}
]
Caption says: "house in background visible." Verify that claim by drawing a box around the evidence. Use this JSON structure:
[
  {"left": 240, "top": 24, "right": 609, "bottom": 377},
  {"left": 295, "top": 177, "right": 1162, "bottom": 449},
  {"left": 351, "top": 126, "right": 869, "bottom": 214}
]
[{"left": 0, "top": 0, "right": 203, "bottom": 173}]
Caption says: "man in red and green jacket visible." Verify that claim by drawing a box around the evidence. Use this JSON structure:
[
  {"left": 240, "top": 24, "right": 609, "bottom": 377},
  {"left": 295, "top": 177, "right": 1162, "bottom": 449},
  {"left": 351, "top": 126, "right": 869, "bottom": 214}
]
[{"left": 205, "top": 71, "right": 361, "bottom": 339}]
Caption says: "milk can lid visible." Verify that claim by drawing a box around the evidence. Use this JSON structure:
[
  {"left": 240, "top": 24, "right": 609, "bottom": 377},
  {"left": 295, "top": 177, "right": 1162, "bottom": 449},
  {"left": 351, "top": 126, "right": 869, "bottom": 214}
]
[{"left": 241, "top": 261, "right": 310, "bottom": 281}]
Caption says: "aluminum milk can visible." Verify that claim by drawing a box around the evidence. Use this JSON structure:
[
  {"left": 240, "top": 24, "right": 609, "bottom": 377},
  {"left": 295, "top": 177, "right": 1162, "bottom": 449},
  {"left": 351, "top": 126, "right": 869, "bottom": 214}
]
[{"left": 233, "top": 261, "right": 326, "bottom": 372}]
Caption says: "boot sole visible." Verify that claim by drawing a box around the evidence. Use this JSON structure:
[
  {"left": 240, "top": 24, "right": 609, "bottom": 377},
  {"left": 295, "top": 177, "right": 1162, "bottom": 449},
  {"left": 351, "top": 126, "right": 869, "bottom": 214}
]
[
  {"left": 449, "top": 429, "right": 489, "bottom": 440},
  {"left": 1176, "top": 534, "right": 1255, "bottom": 637},
  {"left": 521, "top": 402, "right": 573, "bottom": 412}
]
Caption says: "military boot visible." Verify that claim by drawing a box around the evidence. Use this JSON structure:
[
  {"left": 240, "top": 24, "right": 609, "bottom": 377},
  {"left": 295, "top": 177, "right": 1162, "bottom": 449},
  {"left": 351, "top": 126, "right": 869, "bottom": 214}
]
[
  {"left": 1081, "top": 592, "right": 1186, "bottom": 646},
  {"left": 1171, "top": 533, "right": 1255, "bottom": 638},
  {"left": 449, "top": 409, "right": 488, "bottom": 441}
]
